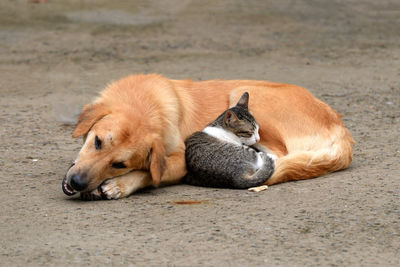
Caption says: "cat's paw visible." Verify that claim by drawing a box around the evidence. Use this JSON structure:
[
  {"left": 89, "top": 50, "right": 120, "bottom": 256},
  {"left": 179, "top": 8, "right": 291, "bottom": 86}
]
[
  {"left": 266, "top": 152, "right": 277, "bottom": 162},
  {"left": 259, "top": 152, "right": 277, "bottom": 165}
]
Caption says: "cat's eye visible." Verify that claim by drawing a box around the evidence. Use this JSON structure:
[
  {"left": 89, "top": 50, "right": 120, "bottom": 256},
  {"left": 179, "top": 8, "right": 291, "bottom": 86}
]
[
  {"left": 112, "top": 162, "right": 126, "bottom": 169},
  {"left": 95, "top": 136, "right": 102, "bottom": 150},
  {"left": 237, "top": 131, "right": 251, "bottom": 137}
]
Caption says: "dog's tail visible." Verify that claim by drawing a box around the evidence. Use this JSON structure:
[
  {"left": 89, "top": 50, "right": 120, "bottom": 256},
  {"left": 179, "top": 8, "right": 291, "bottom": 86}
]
[{"left": 266, "top": 127, "right": 354, "bottom": 185}]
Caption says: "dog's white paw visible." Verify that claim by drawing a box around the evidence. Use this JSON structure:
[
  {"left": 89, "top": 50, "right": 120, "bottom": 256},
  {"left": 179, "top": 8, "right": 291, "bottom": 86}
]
[{"left": 101, "top": 180, "right": 122, "bottom": 200}]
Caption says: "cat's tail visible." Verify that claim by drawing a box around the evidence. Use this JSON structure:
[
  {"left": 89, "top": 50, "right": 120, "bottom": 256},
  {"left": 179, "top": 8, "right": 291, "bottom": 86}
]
[{"left": 266, "top": 127, "right": 354, "bottom": 185}]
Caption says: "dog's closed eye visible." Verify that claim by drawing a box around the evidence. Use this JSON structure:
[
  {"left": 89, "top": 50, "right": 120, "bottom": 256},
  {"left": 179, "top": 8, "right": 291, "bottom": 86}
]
[{"left": 112, "top": 162, "right": 126, "bottom": 169}]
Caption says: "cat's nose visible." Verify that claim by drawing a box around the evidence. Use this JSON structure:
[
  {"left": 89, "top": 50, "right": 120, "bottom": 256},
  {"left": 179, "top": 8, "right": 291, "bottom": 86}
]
[{"left": 255, "top": 133, "right": 260, "bottom": 142}]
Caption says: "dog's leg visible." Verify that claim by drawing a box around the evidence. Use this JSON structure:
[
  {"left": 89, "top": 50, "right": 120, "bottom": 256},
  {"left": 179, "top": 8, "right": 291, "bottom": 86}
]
[
  {"left": 160, "top": 147, "right": 187, "bottom": 185},
  {"left": 82, "top": 144, "right": 186, "bottom": 200},
  {"left": 101, "top": 171, "right": 152, "bottom": 200},
  {"left": 100, "top": 148, "right": 186, "bottom": 199}
]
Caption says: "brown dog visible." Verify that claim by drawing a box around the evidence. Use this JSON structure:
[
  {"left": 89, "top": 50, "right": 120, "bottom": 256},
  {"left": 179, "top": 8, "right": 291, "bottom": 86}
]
[{"left": 62, "top": 74, "right": 354, "bottom": 200}]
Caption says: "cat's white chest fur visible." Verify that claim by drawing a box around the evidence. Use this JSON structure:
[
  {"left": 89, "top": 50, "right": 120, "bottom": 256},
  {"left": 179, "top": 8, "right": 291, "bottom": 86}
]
[{"left": 203, "top": 126, "right": 242, "bottom": 145}]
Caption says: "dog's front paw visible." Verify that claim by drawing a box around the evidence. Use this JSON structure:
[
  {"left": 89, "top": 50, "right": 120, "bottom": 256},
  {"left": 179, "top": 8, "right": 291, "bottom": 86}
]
[
  {"left": 101, "top": 179, "right": 123, "bottom": 200},
  {"left": 80, "top": 187, "right": 104, "bottom": 201}
]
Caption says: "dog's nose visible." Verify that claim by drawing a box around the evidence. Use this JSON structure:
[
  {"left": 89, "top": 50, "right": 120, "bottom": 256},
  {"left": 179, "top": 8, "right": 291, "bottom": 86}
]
[{"left": 70, "top": 173, "right": 88, "bottom": 191}]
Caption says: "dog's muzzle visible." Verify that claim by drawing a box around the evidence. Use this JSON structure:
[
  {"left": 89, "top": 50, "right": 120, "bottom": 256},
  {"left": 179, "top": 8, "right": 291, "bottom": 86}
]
[{"left": 62, "top": 163, "right": 77, "bottom": 196}]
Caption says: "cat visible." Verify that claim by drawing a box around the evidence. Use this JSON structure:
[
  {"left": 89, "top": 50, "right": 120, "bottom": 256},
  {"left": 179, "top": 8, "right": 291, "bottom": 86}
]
[{"left": 183, "top": 92, "right": 276, "bottom": 189}]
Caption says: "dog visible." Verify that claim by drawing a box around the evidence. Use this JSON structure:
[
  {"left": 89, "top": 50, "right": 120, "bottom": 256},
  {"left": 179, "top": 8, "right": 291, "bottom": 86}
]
[{"left": 62, "top": 74, "right": 354, "bottom": 200}]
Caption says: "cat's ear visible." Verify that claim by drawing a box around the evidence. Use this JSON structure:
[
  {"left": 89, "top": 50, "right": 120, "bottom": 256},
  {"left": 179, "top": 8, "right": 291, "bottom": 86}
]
[
  {"left": 236, "top": 92, "right": 249, "bottom": 109},
  {"left": 224, "top": 110, "right": 240, "bottom": 127},
  {"left": 149, "top": 136, "right": 166, "bottom": 187}
]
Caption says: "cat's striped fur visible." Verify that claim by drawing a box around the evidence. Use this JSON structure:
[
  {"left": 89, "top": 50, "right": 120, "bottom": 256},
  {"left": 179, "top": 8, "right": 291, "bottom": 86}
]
[{"left": 184, "top": 93, "right": 276, "bottom": 189}]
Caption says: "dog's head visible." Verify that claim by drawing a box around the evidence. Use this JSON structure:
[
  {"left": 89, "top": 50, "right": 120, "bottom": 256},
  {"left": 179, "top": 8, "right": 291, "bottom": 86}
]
[{"left": 62, "top": 102, "right": 166, "bottom": 196}]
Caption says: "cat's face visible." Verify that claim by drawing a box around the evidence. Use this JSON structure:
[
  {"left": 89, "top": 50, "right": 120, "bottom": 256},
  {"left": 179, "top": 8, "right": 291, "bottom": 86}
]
[
  {"left": 231, "top": 121, "right": 260, "bottom": 146},
  {"left": 223, "top": 108, "right": 260, "bottom": 146},
  {"left": 238, "top": 123, "right": 260, "bottom": 146}
]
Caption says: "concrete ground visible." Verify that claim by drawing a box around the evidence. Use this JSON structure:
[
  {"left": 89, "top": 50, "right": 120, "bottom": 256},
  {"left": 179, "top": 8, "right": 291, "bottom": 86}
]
[{"left": 0, "top": 0, "right": 399, "bottom": 265}]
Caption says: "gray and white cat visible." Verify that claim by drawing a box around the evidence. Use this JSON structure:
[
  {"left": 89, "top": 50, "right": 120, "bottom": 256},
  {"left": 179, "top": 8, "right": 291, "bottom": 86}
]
[{"left": 184, "top": 92, "right": 276, "bottom": 189}]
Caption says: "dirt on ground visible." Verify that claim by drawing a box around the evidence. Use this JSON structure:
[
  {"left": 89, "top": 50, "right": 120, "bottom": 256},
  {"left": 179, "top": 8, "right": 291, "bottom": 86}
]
[{"left": 0, "top": 0, "right": 399, "bottom": 266}]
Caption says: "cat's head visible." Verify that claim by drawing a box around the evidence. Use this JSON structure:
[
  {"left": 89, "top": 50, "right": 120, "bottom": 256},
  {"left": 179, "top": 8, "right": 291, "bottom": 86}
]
[{"left": 223, "top": 92, "right": 260, "bottom": 146}]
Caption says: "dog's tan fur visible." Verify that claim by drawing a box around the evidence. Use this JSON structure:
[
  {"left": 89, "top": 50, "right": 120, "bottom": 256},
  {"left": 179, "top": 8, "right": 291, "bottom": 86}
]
[{"left": 65, "top": 74, "right": 354, "bottom": 199}]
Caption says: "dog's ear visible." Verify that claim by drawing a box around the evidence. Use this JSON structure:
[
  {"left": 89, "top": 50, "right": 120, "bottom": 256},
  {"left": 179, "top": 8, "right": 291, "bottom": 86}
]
[
  {"left": 236, "top": 92, "right": 249, "bottom": 109},
  {"left": 72, "top": 103, "right": 109, "bottom": 138},
  {"left": 149, "top": 137, "right": 166, "bottom": 187}
]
